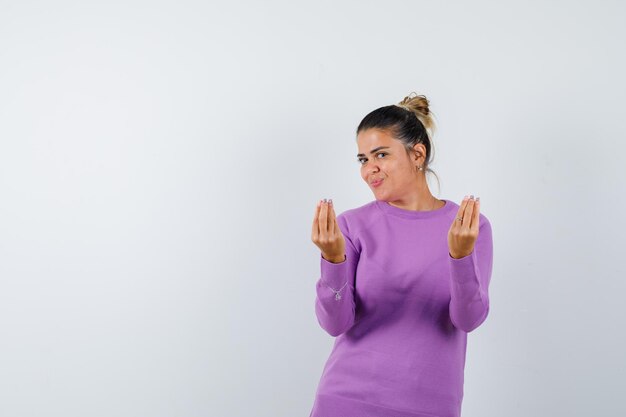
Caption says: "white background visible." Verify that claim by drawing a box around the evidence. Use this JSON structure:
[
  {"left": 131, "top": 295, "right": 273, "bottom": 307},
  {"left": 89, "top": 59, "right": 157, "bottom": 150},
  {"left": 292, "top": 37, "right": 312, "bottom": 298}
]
[{"left": 0, "top": 1, "right": 624, "bottom": 416}]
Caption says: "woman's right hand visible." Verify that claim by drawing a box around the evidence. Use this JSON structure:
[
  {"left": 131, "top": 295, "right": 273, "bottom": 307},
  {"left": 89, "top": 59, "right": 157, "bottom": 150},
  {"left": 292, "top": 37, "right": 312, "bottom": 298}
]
[{"left": 311, "top": 199, "right": 346, "bottom": 263}]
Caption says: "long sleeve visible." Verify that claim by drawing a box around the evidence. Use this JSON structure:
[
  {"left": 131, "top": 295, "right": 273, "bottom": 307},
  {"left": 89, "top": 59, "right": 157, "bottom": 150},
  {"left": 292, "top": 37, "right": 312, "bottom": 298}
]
[
  {"left": 314, "top": 213, "right": 360, "bottom": 337},
  {"left": 448, "top": 215, "right": 494, "bottom": 333}
]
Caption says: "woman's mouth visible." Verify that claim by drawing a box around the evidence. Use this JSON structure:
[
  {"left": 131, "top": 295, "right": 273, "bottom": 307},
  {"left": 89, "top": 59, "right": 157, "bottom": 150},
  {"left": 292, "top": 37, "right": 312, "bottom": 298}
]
[{"left": 371, "top": 179, "right": 383, "bottom": 187}]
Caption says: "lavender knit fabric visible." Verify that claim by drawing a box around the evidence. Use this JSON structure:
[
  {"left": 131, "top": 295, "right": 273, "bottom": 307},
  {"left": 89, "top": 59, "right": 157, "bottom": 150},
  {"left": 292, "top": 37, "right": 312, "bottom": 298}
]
[{"left": 310, "top": 199, "right": 494, "bottom": 417}]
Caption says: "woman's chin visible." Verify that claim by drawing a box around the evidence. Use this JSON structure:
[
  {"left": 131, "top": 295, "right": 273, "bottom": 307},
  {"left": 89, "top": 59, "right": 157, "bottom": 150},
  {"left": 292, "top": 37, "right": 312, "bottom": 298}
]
[{"left": 373, "top": 190, "right": 389, "bottom": 200}]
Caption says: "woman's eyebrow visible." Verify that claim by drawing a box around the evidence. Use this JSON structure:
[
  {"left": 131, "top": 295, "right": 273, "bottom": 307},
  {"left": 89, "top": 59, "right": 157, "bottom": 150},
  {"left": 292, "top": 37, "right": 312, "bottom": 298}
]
[{"left": 357, "top": 146, "right": 390, "bottom": 158}]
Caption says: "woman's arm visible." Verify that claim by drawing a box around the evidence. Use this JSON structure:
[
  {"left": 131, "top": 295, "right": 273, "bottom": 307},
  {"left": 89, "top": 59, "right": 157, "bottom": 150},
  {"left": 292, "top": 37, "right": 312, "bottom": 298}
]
[
  {"left": 314, "top": 214, "right": 360, "bottom": 337},
  {"left": 448, "top": 215, "right": 494, "bottom": 332}
]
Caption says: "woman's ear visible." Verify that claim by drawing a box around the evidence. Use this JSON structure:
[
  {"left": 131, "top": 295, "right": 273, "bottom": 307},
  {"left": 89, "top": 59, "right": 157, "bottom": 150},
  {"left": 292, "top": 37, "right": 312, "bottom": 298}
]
[{"left": 412, "top": 144, "right": 425, "bottom": 162}]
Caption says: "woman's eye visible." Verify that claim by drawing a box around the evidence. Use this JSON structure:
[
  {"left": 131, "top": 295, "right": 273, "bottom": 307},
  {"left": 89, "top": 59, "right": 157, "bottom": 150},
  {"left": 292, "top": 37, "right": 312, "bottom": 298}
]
[{"left": 357, "top": 153, "right": 386, "bottom": 165}]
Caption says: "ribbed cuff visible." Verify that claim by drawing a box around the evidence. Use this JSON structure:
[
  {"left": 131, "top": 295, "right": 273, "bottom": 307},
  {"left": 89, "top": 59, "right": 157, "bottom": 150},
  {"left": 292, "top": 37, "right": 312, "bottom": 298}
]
[
  {"left": 320, "top": 254, "right": 349, "bottom": 289},
  {"left": 448, "top": 249, "right": 479, "bottom": 283}
]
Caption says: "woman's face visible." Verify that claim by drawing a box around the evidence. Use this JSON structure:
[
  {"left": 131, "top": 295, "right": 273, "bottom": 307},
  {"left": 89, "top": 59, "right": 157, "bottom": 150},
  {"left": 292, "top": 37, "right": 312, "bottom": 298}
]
[{"left": 356, "top": 128, "right": 423, "bottom": 200}]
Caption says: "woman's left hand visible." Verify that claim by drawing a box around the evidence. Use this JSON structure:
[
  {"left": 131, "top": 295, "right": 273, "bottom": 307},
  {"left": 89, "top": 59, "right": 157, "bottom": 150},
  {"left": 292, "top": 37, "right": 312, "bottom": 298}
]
[{"left": 448, "top": 195, "right": 480, "bottom": 259}]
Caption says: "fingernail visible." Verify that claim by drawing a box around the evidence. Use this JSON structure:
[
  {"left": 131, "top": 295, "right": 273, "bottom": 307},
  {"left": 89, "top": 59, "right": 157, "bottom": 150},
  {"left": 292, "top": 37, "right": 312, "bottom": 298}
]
[
  {"left": 329, "top": 199, "right": 333, "bottom": 205},
  {"left": 470, "top": 195, "right": 474, "bottom": 200},
  {"left": 476, "top": 197, "right": 480, "bottom": 202}
]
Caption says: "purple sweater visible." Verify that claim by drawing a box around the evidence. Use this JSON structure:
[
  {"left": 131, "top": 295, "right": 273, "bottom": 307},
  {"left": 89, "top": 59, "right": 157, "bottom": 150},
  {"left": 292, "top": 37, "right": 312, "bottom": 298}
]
[{"left": 310, "top": 198, "right": 493, "bottom": 417}]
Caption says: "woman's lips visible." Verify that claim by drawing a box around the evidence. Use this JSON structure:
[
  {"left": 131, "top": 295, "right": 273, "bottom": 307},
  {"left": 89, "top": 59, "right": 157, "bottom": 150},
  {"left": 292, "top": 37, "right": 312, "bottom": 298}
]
[{"left": 371, "top": 179, "right": 383, "bottom": 187}]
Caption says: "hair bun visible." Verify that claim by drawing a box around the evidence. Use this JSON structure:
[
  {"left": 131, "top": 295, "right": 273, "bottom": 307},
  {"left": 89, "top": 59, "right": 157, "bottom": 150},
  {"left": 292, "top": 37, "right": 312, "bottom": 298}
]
[{"left": 397, "top": 92, "right": 435, "bottom": 133}]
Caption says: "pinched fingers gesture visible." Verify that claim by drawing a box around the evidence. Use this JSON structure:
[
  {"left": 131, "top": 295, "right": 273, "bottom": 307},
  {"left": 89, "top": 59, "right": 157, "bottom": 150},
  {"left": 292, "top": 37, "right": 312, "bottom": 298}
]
[
  {"left": 448, "top": 195, "right": 481, "bottom": 259},
  {"left": 311, "top": 199, "right": 346, "bottom": 263}
]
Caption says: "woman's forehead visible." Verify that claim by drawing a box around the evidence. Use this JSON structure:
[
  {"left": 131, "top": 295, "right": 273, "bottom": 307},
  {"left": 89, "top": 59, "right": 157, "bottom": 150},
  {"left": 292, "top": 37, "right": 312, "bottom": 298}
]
[{"left": 357, "top": 129, "right": 398, "bottom": 151}]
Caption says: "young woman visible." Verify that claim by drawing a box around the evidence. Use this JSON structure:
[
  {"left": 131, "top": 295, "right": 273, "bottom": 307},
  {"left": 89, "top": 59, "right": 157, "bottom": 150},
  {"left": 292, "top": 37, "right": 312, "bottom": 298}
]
[{"left": 309, "top": 93, "right": 494, "bottom": 417}]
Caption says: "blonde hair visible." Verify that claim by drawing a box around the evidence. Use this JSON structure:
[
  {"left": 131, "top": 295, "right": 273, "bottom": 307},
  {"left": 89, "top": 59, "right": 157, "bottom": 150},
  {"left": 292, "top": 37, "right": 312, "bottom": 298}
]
[{"left": 395, "top": 92, "right": 436, "bottom": 140}]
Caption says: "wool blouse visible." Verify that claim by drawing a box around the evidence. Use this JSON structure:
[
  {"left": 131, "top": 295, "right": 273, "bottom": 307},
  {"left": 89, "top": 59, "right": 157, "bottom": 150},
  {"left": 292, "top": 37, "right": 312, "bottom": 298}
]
[{"left": 309, "top": 198, "right": 494, "bottom": 417}]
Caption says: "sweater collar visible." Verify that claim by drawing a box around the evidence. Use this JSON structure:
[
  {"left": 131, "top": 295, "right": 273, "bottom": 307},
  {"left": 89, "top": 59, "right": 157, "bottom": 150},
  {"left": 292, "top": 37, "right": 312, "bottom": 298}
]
[{"left": 375, "top": 198, "right": 456, "bottom": 219}]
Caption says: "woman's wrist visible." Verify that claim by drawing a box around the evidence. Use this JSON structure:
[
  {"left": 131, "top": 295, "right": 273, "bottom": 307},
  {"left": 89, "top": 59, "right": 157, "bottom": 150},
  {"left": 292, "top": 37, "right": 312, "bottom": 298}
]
[{"left": 322, "top": 253, "right": 346, "bottom": 263}]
